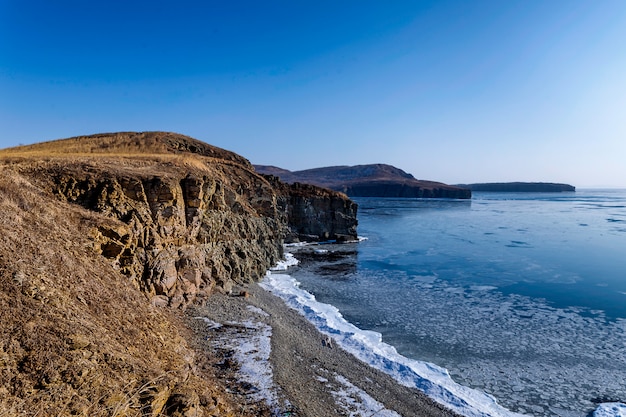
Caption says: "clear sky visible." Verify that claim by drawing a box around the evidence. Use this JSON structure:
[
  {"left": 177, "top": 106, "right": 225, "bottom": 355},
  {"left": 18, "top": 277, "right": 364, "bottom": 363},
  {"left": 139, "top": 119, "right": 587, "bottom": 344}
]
[{"left": 1, "top": 1, "right": 625, "bottom": 187}]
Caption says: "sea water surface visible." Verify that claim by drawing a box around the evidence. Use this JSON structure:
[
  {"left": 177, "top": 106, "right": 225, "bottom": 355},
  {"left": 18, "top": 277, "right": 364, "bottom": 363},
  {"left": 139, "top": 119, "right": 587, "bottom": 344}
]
[{"left": 275, "top": 190, "right": 626, "bottom": 417}]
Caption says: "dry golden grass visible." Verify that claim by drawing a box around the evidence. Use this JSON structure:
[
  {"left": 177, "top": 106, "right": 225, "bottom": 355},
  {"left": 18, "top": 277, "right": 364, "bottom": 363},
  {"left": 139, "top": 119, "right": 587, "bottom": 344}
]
[
  {"left": 0, "top": 132, "right": 251, "bottom": 168},
  {"left": 0, "top": 132, "right": 176, "bottom": 155},
  {"left": 0, "top": 132, "right": 267, "bottom": 196},
  {"left": 0, "top": 166, "right": 241, "bottom": 416}
]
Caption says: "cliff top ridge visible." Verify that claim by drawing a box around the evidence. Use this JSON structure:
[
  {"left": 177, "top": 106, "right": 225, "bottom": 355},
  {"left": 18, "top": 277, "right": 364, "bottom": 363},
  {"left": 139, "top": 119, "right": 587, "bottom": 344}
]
[{"left": 1, "top": 131, "right": 252, "bottom": 168}]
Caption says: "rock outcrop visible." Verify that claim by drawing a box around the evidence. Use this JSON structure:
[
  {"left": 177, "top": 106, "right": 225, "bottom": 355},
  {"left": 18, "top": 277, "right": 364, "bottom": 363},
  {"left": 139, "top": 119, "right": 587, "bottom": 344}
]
[
  {"left": 0, "top": 166, "right": 239, "bottom": 416},
  {"left": 269, "top": 178, "right": 358, "bottom": 243},
  {"left": 255, "top": 164, "right": 472, "bottom": 199},
  {"left": 5, "top": 132, "right": 358, "bottom": 308}
]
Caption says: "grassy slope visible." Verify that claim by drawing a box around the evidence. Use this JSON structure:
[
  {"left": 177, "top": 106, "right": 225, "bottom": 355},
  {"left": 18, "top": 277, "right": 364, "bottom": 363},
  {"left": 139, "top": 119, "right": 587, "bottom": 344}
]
[{"left": 0, "top": 133, "right": 256, "bottom": 416}]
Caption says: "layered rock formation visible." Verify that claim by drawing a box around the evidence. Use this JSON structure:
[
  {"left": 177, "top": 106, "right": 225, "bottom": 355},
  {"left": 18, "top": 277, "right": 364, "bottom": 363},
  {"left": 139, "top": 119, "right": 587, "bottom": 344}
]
[
  {"left": 4, "top": 132, "right": 357, "bottom": 308},
  {"left": 255, "top": 164, "right": 472, "bottom": 199},
  {"left": 266, "top": 177, "right": 359, "bottom": 242},
  {"left": 0, "top": 162, "right": 235, "bottom": 415}
]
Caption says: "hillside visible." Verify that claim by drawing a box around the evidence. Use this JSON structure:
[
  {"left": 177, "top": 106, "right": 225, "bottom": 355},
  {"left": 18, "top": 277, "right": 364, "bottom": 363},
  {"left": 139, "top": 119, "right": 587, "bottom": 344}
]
[
  {"left": 0, "top": 132, "right": 358, "bottom": 416},
  {"left": 254, "top": 164, "right": 471, "bottom": 199},
  {"left": 456, "top": 182, "right": 576, "bottom": 192}
]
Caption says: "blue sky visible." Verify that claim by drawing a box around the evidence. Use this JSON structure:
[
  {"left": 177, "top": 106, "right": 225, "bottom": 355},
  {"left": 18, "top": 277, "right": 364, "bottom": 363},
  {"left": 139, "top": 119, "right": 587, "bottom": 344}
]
[{"left": 1, "top": 1, "right": 625, "bottom": 187}]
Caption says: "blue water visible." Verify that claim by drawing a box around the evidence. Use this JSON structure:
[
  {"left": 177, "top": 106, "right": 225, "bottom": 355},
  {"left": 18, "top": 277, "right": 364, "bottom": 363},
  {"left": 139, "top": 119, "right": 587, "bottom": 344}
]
[{"left": 288, "top": 190, "right": 626, "bottom": 417}]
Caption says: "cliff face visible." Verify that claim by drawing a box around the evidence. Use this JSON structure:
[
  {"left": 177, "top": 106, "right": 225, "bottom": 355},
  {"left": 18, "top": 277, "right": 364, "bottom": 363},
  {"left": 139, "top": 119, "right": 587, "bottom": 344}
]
[
  {"left": 0, "top": 167, "right": 238, "bottom": 415},
  {"left": 5, "top": 132, "right": 358, "bottom": 309},
  {"left": 340, "top": 182, "right": 470, "bottom": 198},
  {"left": 255, "top": 164, "right": 472, "bottom": 199},
  {"left": 38, "top": 163, "right": 283, "bottom": 309},
  {"left": 269, "top": 178, "right": 359, "bottom": 242}
]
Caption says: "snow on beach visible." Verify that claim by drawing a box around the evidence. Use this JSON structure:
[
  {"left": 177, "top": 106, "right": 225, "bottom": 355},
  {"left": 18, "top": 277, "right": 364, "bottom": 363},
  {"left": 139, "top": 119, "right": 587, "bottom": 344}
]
[
  {"left": 194, "top": 312, "right": 284, "bottom": 413},
  {"left": 195, "top": 252, "right": 406, "bottom": 416},
  {"left": 194, "top": 302, "right": 404, "bottom": 416},
  {"left": 261, "top": 252, "right": 626, "bottom": 417},
  {"left": 330, "top": 373, "right": 402, "bottom": 417}
]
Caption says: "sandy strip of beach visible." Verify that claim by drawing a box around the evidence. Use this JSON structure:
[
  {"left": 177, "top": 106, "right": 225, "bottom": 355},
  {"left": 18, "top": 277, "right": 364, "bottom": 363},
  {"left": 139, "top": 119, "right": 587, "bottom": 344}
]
[{"left": 186, "top": 283, "right": 462, "bottom": 417}]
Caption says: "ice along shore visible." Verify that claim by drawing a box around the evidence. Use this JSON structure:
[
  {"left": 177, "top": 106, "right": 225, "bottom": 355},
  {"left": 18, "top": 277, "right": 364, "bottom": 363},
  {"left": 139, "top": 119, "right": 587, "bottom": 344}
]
[{"left": 187, "top": 253, "right": 626, "bottom": 417}]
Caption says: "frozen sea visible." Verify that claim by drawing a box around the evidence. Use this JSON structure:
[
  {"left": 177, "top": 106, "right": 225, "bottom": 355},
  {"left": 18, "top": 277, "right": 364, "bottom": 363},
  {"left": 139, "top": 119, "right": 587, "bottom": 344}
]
[{"left": 281, "top": 190, "right": 626, "bottom": 417}]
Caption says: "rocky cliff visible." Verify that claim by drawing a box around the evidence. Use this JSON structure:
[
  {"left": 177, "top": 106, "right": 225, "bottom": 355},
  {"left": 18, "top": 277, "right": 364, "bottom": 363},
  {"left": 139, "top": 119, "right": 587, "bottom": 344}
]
[
  {"left": 5, "top": 132, "right": 357, "bottom": 308},
  {"left": 0, "top": 131, "right": 358, "bottom": 415},
  {"left": 266, "top": 177, "right": 359, "bottom": 243},
  {"left": 255, "top": 164, "right": 472, "bottom": 199}
]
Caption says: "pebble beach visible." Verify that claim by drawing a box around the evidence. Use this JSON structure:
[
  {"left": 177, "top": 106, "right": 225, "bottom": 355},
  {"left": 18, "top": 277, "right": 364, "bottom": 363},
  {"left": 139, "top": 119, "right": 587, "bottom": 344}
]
[{"left": 186, "top": 283, "right": 461, "bottom": 417}]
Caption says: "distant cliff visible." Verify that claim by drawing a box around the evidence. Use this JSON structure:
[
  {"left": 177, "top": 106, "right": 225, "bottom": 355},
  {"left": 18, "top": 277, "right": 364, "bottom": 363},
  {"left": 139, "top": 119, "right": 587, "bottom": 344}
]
[
  {"left": 255, "top": 164, "right": 471, "bottom": 199},
  {"left": 456, "top": 182, "right": 575, "bottom": 192}
]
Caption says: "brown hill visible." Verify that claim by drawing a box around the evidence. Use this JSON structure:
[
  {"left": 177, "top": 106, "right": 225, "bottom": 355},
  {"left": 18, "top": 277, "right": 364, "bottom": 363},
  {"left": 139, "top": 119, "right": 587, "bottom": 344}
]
[
  {"left": 0, "top": 132, "right": 357, "bottom": 416},
  {"left": 3, "top": 131, "right": 251, "bottom": 166},
  {"left": 254, "top": 164, "right": 471, "bottom": 199}
]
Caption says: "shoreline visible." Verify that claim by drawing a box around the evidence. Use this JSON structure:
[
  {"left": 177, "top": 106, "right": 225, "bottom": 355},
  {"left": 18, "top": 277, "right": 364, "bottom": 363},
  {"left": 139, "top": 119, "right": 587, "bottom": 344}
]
[{"left": 186, "top": 282, "right": 461, "bottom": 417}]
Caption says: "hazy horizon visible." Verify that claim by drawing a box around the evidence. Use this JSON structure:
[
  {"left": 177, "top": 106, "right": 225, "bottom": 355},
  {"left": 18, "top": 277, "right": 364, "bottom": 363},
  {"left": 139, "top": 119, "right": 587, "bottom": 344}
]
[{"left": 2, "top": 1, "right": 625, "bottom": 188}]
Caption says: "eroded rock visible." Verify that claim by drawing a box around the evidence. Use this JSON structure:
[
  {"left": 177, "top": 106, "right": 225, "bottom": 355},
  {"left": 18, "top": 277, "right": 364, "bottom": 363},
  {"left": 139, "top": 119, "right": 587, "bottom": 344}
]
[{"left": 19, "top": 132, "right": 358, "bottom": 308}]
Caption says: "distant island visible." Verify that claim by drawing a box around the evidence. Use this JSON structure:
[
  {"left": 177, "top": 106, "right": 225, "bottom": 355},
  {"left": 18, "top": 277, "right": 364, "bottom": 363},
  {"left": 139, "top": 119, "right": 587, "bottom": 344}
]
[
  {"left": 254, "top": 164, "right": 472, "bottom": 199},
  {"left": 455, "top": 182, "right": 575, "bottom": 192}
]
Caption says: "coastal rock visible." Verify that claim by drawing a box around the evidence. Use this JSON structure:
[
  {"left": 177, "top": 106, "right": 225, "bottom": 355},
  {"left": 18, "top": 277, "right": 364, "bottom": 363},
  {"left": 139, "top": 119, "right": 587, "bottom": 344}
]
[
  {"left": 11, "top": 131, "right": 358, "bottom": 308},
  {"left": 0, "top": 164, "right": 247, "bottom": 416},
  {"left": 267, "top": 177, "right": 359, "bottom": 242}
]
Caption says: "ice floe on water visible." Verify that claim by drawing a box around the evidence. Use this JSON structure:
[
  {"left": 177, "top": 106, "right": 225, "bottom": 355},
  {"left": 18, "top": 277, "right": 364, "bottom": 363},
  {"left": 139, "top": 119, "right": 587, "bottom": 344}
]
[
  {"left": 262, "top": 254, "right": 626, "bottom": 417},
  {"left": 286, "top": 246, "right": 626, "bottom": 417},
  {"left": 261, "top": 271, "right": 527, "bottom": 417},
  {"left": 594, "top": 403, "right": 626, "bottom": 417}
]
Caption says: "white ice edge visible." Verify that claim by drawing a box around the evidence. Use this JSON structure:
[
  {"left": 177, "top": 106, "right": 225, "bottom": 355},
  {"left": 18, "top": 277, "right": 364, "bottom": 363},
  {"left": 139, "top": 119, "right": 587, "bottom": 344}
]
[
  {"left": 269, "top": 252, "right": 299, "bottom": 271},
  {"left": 260, "top": 267, "right": 625, "bottom": 417},
  {"left": 260, "top": 271, "right": 523, "bottom": 417},
  {"left": 594, "top": 403, "right": 626, "bottom": 417},
  {"left": 283, "top": 236, "right": 368, "bottom": 249}
]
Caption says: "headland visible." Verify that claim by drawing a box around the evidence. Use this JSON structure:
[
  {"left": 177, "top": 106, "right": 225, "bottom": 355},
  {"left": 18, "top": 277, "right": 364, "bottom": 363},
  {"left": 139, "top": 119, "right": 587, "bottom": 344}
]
[{"left": 0, "top": 132, "right": 360, "bottom": 415}]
